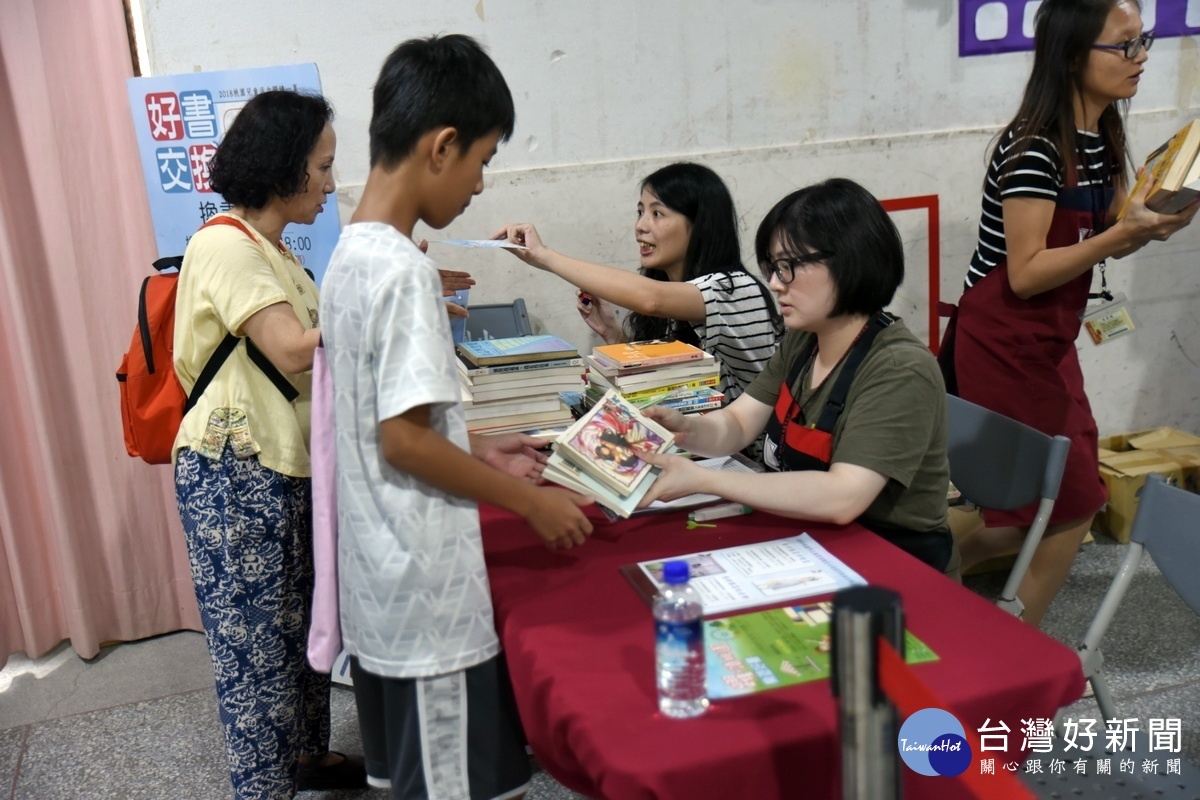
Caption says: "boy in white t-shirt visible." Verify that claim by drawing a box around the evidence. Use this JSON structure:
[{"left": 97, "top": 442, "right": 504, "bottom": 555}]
[{"left": 320, "top": 35, "right": 594, "bottom": 800}]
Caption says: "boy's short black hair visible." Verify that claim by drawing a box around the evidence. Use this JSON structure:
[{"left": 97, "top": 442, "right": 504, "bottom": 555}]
[
  {"left": 754, "top": 178, "right": 904, "bottom": 318},
  {"left": 370, "top": 34, "right": 515, "bottom": 168},
  {"left": 209, "top": 90, "right": 333, "bottom": 209}
]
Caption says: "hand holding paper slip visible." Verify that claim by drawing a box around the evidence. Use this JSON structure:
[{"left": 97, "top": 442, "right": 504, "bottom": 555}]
[{"left": 429, "top": 239, "right": 528, "bottom": 250}]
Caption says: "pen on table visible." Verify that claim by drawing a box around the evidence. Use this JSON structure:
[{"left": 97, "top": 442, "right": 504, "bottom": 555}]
[{"left": 688, "top": 503, "right": 753, "bottom": 523}]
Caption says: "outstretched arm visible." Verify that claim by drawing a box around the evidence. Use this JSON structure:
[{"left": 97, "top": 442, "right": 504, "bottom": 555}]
[
  {"left": 495, "top": 223, "right": 707, "bottom": 323},
  {"left": 639, "top": 452, "right": 888, "bottom": 525}
]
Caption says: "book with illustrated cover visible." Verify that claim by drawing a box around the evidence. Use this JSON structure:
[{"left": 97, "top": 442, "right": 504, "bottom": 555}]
[
  {"left": 553, "top": 389, "right": 674, "bottom": 497},
  {"left": 541, "top": 451, "right": 659, "bottom": 519},
  {"left": 592, "top": 339, "right": 707, "bottom": 371},
  {"left": 1120, "top": 119, "right": 1200, "bottom": 217},
  {"left": 704, "top": 602, "right": 938, "bottom": 699},
  {"left": 457, "top": 335, "right": 578, "bottom": 367}
]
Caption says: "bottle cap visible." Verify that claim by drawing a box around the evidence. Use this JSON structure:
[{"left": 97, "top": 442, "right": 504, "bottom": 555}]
[{"left": 662, "top": 560, "right": 689, "bottom": 585}]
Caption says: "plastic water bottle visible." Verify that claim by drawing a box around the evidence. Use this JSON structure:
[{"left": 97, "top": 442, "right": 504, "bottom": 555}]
[{"left": 654, "top": 560, "right": 708, "bottom": 718}]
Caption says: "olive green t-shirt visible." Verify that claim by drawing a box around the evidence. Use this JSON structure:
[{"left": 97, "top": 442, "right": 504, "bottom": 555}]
[{"left": 744, "top": 319, "right": 949, "bottom": 535}]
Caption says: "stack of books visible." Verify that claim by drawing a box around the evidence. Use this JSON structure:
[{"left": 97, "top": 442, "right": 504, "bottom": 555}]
[
  {"left": 456, "top": 335, "right": 585, "bottom": 434},
  {"left": 584, "top": 339, "right": 723, "bottom": 414},
  {"left": 542, "top": 389, "right": 675, "bottom": 518}
]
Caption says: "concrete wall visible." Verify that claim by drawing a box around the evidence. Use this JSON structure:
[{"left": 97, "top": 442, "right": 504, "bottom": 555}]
[{"left": 138, "top": 1, "right": 1200, "bottom": 435}]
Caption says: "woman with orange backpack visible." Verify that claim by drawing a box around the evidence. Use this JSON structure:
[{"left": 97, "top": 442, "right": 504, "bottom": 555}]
[{"left": 171, "top": 90, "right": 365, "bottom": 799}]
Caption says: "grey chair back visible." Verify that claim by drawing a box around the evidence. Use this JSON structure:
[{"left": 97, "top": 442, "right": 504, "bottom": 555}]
[
  {"left": 945, "top": 395, "right": 1071, "bottom": 616},
  {"left": 1129, "top": 474, "right": 1200, "bottom": 615},
  {"left": 1078, "top": 474, "right": 1200, "bottom": 725},
  {"left": 946, "top": 395, "right": 1070, "bottom": 510},
  {"left": 463, "top": 298, "right": 532, "bottom": 342}
]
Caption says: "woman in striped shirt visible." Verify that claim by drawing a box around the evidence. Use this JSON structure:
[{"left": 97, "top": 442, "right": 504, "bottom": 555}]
[
  {"left": 498, "top": 162, "right": 782, "bottom": 402},
  {"left": 944, "top": 0, "right": 1196, "bottom": 627}
]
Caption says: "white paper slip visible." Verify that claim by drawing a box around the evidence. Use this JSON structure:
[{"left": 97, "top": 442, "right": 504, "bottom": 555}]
[
  {"left": 628, "top": 533, "right": 867, "bottom": 615},
  {"left": 429, "top": 239, "right": 527, "bottom": 250}
]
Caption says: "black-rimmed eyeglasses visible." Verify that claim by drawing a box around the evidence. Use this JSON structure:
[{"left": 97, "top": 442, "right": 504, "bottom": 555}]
[
  {"left": 1091, "top": 32, "right": 1155, "bottom": 59},
  {"left": 760, "top": 252, "right": 832, "bottom": 286}
]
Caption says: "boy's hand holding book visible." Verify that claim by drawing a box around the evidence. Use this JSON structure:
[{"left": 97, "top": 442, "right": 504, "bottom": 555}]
[
  {"left": 517, "top": 486, "right": 595, "bottom": 550},
  {"left": 474, "top": 432, "right": 551, "bottom": 483}
]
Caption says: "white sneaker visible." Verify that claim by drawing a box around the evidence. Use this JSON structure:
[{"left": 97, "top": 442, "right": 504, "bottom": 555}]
[{"left": 367, "top": 774, "right": 392, "bottom": 790}]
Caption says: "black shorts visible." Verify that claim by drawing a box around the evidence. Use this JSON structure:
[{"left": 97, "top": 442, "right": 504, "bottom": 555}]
[{"left": 349, "top": 655, "right": 532, "bottom": 800}]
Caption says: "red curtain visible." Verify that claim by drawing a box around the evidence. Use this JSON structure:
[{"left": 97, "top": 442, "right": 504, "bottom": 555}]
[{"left": 0, "top": 0, "right": 201, "bottom": 665}]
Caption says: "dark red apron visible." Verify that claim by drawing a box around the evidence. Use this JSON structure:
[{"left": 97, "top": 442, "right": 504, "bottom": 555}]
[
  {"left": 763, "top": 312, "right": 953, "bottom": 571},
  {"left": 947, "top": 199, "right": 1109, "bottom": 527}
]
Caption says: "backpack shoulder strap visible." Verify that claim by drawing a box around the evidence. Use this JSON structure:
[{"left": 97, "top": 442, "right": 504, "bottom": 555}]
[
  {"left": 184, "top": 215, "right": 301, "bottom": 407},
  {"left": 185, "top": 334, "right": 239, "bottom": 413},
  {"left": 814, "top": 311, "right": 895, "bottom": 432},
  {"left": 201, "top": 214, "right": 258, "bottom": 240}
]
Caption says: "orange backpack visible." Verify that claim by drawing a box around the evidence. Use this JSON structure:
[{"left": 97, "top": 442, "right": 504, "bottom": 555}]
[{"left": 116, "top": 216, "right": 298, "bottom": 464}]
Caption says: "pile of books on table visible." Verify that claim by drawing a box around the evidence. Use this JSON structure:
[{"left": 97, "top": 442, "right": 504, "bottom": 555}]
[
  {"left": 583, "top": 339, "right": 723, "bottom": 414},
  {"left": 542, "top": 389, "right": 675, "bottom": 518},
  {"left": 456, "top": 334, "right": 585, "bottom": 435}
]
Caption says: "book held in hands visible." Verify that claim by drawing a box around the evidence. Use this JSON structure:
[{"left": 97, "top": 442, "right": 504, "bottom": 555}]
[
  {"left": 556, "top": 389, "right": 674, "bottom": 496},
  {"left": 1120, "top": 119, "right": 1200, "bottom": 217},
  {"left": 541, "top": 389, "right": 674, "bottom": 516}
]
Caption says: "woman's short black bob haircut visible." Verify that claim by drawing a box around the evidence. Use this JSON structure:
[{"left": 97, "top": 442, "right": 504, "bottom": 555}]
[
  {"left": 209, "top": 90, "right": 334, "bottom": 210},
  {"left": 754, "top": 178, "right": 904, "bottom": 318}
]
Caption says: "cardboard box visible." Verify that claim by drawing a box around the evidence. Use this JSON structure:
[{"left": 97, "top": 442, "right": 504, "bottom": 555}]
[
  {"left": 1094, "top": 427, "right": 1200, "bottom": 542},
  {"left": 1157, "top": 445, "right": 1200, "bottom": 494}
]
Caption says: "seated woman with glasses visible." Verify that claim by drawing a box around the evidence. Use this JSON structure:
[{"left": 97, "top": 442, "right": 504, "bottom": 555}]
[
  {"left": 636, "top": 178, "right": 954, "bottom": 573},
  {"left": 940, "top": 0, "right": 1197, "bottom": 626},
  {"left": 496, "top": 162, "right": 782, "bottom": 404}
]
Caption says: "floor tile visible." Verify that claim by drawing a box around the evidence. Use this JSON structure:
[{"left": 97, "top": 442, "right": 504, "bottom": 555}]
[
  {"left": 0, "top": 632, "right": 213, "bottom": 730},
  {"left": 14, "top": 690, "right": 228, "bottom": 800}
]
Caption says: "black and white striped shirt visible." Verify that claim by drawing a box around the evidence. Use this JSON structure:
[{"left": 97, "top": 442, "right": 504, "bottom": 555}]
[
  {"left": 689, "top": 270, "right": 782, "bottom": 401},
  {"left": 964, "top": 127, "right": 1112, "bottom": 290}
]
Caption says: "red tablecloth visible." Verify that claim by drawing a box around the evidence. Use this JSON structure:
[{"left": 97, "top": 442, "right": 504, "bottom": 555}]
[{"left": 481, "top": 505, "right": 1085, "bottom": 800}]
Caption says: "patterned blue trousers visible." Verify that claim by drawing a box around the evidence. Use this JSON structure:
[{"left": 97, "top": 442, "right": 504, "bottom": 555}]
[{"left": 176, "top": 445, "right": 331, "bottom": 800}]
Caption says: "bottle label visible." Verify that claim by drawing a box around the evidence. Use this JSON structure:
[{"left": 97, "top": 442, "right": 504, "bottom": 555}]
[{"left": 656, "top": 619, "right": 702, "bottom": 650}]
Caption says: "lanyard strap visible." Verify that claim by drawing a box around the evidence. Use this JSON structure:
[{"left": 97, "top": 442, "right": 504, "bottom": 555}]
[{"left": 782, "top": 311, "right": 894, "bottom": 434}]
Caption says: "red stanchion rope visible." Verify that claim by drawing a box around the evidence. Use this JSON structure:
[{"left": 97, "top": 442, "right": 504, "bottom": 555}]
[{"left": 877, "top": 637, "right": 1035, "bottom": 800}]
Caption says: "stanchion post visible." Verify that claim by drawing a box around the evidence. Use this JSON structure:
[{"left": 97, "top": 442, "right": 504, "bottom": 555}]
[{"left": 831, "top": 586, "right": 905, "bottom": 800}]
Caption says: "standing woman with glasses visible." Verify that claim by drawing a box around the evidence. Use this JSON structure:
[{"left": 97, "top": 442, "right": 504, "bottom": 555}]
[
  {"left": 634, "top": 179, "right": 954, "bottom": 573},
  {"left": 942, "top": 0, "right": 1197, "bottom": 626}
]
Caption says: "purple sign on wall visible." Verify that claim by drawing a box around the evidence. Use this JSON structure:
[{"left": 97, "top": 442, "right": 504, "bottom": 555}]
[{"left": 960, "top": 0, "right": 1200, "bottom": 57}]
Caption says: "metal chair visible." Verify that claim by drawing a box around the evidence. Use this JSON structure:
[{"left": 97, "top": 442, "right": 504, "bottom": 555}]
[
  {"left": 945, "top": 395, "right": 1071, "bottom": 618},
  {"left": 1077, "top": 473, "right": 1200, "bottom": 723},
  {"left": 463, "top": 298, "right": 532, "bottom": 341}
]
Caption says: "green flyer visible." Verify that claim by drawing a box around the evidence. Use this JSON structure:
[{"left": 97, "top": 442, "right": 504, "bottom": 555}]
[{"left": 705, "top": 602, "right": 938, "bottom": 699}]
